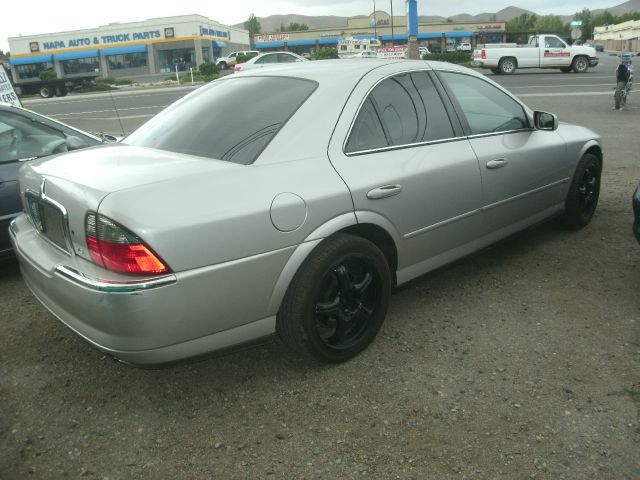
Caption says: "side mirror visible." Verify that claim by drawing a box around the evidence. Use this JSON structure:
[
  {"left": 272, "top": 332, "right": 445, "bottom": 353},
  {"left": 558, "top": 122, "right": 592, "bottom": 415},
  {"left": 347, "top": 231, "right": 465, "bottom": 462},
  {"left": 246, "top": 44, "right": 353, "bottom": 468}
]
[
  {"left": 66, "top": 135, "right": 90, "bottom": 151},
  {"left": 533, "top": 111, "right": 558, "bottom": 131}
]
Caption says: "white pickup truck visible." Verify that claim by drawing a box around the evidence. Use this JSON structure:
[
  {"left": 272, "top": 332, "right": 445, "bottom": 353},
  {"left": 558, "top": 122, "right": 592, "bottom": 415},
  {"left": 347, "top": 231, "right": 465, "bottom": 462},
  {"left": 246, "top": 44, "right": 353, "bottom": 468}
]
[{"left": 473, "top": 34, "right": 599, "bottom": 74}]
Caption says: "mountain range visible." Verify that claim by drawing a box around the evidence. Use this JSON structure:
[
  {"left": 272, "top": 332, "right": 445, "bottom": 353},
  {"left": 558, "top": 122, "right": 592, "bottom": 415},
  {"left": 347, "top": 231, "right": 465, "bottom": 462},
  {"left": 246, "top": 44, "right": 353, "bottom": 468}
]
[{"left": 235, "top": 0, "right": 640, "bottom": 32}]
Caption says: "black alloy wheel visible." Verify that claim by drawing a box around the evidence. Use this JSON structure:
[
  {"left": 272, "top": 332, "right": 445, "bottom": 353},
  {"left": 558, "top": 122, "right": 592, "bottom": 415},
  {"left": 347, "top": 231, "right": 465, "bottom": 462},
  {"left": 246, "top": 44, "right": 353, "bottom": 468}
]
[
  {"left": 277, "top": 233, "right": 391, "bottom": 362},
  {"left": 563, "top": 153, "right": 601, "bottom": 229}
]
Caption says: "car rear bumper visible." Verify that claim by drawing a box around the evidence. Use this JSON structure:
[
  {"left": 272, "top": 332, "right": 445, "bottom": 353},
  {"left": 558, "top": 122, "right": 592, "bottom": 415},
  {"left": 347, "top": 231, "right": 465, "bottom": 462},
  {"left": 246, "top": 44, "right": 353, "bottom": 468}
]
[
  {"left": 10, "top": 214, "right": 293, "bottom": 365},
  {"left": 633, "top": 184, "right": 640, "bottom": 243}
]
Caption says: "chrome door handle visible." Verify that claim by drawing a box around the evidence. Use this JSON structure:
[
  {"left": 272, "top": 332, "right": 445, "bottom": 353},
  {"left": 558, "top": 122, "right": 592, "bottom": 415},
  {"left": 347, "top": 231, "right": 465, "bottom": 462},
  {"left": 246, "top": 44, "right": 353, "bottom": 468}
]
[
  {"left": 486, "top": 159, "right": 508, "bottom": 169},
  {"left": 367, "top": 184, "right": 403, "bottom": 200}
]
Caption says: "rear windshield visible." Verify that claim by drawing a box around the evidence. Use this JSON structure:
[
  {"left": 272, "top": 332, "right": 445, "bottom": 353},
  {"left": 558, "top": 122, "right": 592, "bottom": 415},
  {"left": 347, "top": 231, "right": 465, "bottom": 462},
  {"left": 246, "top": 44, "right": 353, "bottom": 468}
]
[{"left": 124, "top": 76, "right": 317, "bottom": 164}]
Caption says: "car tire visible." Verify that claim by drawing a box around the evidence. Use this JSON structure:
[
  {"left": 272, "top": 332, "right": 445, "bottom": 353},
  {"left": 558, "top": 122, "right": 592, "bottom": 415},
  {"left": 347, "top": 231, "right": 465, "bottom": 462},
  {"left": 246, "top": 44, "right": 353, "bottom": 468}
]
[
  {"left": 572, "top": 56, "right": 589, "bottom": 73},
  {"left": 499, "top": 57, "right": 516, "bottom": 75},
  {"left": 218, "top": 61, "right": 227, "bottom": 70},
  {"left": 562, "top": 153, "right": 601, "bottom": 229},
  {"left": 277, "top": 233, "right": 391, "bottom": 363},
  {"left": 55, "top": 86, "right": 68, "bottom": 97},
  {"left": 614, "top": 81, "right": 625, "bottom": 109}
]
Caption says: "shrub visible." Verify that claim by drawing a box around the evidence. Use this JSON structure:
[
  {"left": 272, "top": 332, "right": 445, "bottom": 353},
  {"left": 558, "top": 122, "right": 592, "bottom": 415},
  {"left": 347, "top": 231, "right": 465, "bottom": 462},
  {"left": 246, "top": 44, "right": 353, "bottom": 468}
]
[
  {"left": 425, "top": 52, "right": 473, "bottom": 64},
  {"left": 101, "top": 77, "right": 116, "bottom": 85},
  {"left": 314, "top": 48, "right": 339, "bottom": 60},
  {"left": 198, "top": 62, "right": 219, "bottom": 75},
  {"left": 114, "top": 78, "right": 133, "bottom": 85},
  {"left": 236, "top": 53, "right": 258, "bottom": 64},
  {"left": 38, "top": 69, "right": 57, "bottom": 81}
]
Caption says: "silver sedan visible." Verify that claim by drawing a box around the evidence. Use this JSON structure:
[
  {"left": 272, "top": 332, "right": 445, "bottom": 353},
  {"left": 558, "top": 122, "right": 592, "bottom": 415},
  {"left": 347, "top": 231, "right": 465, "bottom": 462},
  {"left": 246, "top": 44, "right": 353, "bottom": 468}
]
[{"left": 10, "top": 59, "right": 602, "bottom": 365}]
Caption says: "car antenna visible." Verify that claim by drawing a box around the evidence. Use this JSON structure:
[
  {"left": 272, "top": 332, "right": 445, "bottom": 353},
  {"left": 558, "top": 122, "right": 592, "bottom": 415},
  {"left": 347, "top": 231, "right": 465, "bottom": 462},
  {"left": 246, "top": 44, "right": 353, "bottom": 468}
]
[{"left": 107, "top": 89, "right": 126, "bottom": 137}]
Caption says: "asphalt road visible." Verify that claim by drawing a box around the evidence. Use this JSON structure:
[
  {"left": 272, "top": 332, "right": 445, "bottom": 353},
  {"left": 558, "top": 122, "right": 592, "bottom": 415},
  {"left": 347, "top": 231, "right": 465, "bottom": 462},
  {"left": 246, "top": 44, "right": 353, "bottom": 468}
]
[{"left": 20, "top": 53, "right": 634, "bottom": 137}]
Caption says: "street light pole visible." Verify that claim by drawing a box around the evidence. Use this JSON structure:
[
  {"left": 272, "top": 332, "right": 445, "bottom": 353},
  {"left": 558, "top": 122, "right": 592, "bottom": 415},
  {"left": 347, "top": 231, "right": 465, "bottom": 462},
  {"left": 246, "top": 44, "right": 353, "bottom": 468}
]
[
  {"left": 374, "top": 0, "right": 377, "bottom": 37},
  {"left": 390, "top": 0, "right": 395, "bottom": 44}
]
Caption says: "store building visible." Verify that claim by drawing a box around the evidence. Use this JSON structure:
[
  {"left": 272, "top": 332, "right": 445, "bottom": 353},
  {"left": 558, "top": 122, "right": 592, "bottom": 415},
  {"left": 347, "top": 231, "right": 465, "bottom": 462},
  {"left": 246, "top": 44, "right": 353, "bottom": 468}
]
[
  {"left": 594, "top": 20, "right": 640, "bottom": 53},
  {"left": 8, "top": 15, "right": 250, "bottom": 80},
  {"left": 255, "top": 11, "right": 506, "bottom": 55}
]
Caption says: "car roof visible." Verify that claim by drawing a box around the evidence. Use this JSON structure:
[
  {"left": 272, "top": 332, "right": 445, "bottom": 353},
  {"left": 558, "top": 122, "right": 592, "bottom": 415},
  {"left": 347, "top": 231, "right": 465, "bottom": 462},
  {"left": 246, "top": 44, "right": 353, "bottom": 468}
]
[{"left": 232, "top": 58, "right": 474, "bottom": 85}]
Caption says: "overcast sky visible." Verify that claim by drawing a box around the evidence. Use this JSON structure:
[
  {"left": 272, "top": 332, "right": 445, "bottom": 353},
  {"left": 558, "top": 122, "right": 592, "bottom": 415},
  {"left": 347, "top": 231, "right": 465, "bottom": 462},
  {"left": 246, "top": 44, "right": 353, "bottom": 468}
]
[{"left": 1, "top": 0, "right": 617, "bottom": 52}]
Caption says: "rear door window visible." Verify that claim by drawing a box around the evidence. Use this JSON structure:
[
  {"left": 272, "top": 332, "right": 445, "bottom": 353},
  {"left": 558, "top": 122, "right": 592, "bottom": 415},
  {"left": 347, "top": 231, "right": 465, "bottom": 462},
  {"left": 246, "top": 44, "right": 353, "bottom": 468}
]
[
  {"left": 125, "top": 77, "right": 317, "bottom": 164},
  {"left": 345, "top": 71, "right": 455, "bottom": 153}
]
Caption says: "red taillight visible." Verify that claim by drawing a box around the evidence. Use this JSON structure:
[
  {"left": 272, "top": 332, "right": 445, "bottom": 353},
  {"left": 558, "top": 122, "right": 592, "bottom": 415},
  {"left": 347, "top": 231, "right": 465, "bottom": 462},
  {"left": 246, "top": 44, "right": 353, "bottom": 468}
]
[
  {"left": 481, "top": 49, "right": 486, "bottom": 60},
  {"left": 234, "top": 65, "right": 241, "bottom": 73},
  {"left": 85, "top": 212, "right": 170, "bottom": 275}
]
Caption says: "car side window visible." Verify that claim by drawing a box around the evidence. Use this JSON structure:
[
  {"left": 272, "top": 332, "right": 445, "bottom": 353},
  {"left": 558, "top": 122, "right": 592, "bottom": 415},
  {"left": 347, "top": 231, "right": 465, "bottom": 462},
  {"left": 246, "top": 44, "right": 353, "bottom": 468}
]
[
  {"left": 345, "top": 97, "right": 388, "bottom": 153},
  {"left": 0, "top": 111, "right": 66, "bottom": 162},
  {"left": 278, "top": 53, "right": 297, "bottom": 63},
  {"left": 261, "top": 55, "right": 280, "bottom": 64},
  {"left": 438, "top": 71, "right": 529, "bottom": 135},
  {"left": 345, "top": 72, "right": 454, "bottom": 153},
  {"left": 545, "top": 37, "right": 565, "bottom": 49}
]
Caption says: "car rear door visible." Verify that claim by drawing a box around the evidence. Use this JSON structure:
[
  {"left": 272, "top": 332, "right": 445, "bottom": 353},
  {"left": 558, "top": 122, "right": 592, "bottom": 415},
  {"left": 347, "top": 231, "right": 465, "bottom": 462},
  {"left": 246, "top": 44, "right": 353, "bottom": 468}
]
[
  {"left": 328, "top": 68, "right": 485, "bottom": 284},
  {"left": 435, "top": 70, "right": 569, "bottom": 242}
]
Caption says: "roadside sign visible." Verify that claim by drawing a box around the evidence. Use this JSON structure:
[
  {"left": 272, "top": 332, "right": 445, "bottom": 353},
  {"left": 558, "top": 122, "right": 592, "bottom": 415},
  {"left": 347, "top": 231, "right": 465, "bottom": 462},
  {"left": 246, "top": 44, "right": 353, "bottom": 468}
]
[
  {"left": 0, "top": 64, "right": 22, "bottom": 107},
  {"left": 377, "top": 46, "right": 407, "bottom": 59},
  {"left": 570, "top": 20, "right": 583, "bottom": 26},
  {"left": 571, "top": 28, "right": 582, "bottom": 40}
]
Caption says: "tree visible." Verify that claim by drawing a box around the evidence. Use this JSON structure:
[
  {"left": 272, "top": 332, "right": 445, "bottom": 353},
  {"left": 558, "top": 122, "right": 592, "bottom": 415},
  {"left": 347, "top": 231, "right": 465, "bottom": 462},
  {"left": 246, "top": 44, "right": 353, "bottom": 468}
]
[
  {"left": 285, "top": 23, "right": 309, "bottom": 32},
  {"left": 244, "top": 14, "right": 261, "bottom": 46},
  {"left": 535, "top": 15, "right": 567, "bottom": 35},
  {"left": 573, "top": 8, "right": 593, "bottom": 42},
  {"left": 506, "top": 13, "right": 538, "bottom": 43}
]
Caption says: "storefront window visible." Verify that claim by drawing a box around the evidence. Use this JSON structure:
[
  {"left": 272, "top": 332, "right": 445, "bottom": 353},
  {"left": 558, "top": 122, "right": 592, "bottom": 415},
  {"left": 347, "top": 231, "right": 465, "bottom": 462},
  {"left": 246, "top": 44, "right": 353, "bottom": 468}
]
[
  {"left": 107, "top": 53, "right": 148, "bottom": 70},
  {"left": 61, "top": 57, "right": 99, "bottom": 75},
  {"left": 14, "top": 62, "right": 53, "bottom": 79},
  {"left": 158, "top": 49, "right": 195, "bottom": 72},
  {"left": 202, "top": 48, "right": 211, "bottom": 64}
]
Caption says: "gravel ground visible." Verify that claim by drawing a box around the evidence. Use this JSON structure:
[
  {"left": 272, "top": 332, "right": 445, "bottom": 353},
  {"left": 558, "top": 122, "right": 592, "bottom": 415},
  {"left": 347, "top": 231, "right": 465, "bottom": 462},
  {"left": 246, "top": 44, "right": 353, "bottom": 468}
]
[{"left": 1, "top": 85, "right": 639, "bottom": 480}]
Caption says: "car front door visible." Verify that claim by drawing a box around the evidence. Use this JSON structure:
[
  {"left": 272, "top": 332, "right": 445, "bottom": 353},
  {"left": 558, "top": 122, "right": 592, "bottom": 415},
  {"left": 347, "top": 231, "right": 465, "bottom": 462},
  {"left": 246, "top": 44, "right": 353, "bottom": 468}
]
[
  {"left": 540, "top": 36, "right": 572, "bottom": 67},
  {"left": 328, "top": 69, "right": 485, "bottom": 284},
  {"left": 436, "top": 71, "right": 569, "bottom": 242}
]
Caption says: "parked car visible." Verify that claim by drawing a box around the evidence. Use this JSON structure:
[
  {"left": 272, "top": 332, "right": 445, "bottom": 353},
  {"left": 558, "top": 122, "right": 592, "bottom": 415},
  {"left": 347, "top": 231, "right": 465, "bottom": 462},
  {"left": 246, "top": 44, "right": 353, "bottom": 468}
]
[
  {"left": 233, "top": 51, "right": 308, "bottom": 72},
  {"left": 0, "top": 103, "right": 107, "bottom": 259},
  {"left": 215, "top": 50, "right": 259, "bottom": 69},
  {"left": 457, "top": 42, "right": 472, "bottom": 52},
  {"left": 419, "top": 46, "right": 430, "bottom": 56},
  {"left": 10, "top": 59, "right": 602, "bottom": 366},
  {"left": 595, "top": 44, "right": 605, "bottom": 52},
  {"left": 633, "top": 183, "right": 640, "bottom": 242},
  {"left": 354, "top": 50, "right": 378, "bottom": 58}
]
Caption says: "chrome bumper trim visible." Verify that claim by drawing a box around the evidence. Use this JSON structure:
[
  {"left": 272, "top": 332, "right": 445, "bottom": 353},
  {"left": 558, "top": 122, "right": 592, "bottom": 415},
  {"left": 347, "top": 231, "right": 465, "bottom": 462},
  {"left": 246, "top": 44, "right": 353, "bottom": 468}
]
[{"left": 55, "top": 265, "right": 177, "bottom": 293}]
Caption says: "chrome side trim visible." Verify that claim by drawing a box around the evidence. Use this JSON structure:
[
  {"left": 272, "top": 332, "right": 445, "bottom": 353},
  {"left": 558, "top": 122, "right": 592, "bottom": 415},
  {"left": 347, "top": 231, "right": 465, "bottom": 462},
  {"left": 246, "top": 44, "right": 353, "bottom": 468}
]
[
  {"left": 402, "top": 177, "right": 569, "bottom": 239},
  {"left": 55, "top": 265, "right": 177, "bottom": 293},
  {"left": 481, "top": 178, "right": 570, "bottom": 212},
  {"left": 404, "top": 209, "right": 482, "bottom": 239}
]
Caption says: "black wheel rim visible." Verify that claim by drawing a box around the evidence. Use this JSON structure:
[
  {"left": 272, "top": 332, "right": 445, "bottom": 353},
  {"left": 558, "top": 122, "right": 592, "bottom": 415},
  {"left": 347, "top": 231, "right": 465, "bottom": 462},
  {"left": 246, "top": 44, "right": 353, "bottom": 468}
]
[
  {"left": 577, "top": 163, "right": 598, "bottom": 214},
  {"left": 314, "top": 256, "right": 381, "bottom": 351}
]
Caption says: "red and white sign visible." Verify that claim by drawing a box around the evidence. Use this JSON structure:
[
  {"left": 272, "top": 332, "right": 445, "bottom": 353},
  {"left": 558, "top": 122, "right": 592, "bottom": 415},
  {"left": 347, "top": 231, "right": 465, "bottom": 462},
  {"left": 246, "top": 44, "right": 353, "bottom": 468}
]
[
  {"left": 377, "top": 46, "right": 407, "bottom": 59},
  {"left": 255, "top": 33, "right": 290, "bottom": 43},
  {"left": 543, "top": 52, "right": 570, "bottom": 57}
]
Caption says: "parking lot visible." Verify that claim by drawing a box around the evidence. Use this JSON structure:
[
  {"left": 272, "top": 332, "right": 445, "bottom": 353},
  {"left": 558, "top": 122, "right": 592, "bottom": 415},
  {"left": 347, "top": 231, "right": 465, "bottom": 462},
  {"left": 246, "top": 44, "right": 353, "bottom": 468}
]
[{"left": 1, "top": 55, "right": 639, "bottom": 479}]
